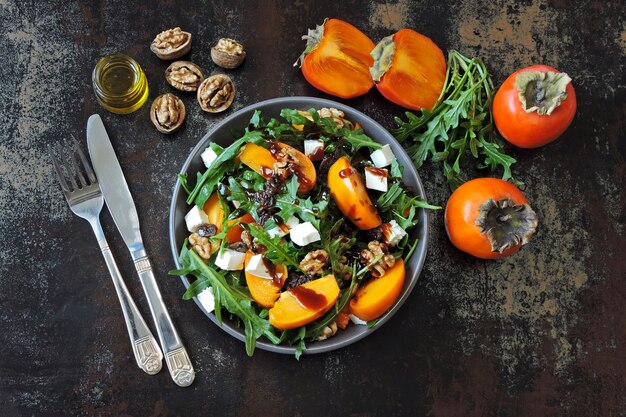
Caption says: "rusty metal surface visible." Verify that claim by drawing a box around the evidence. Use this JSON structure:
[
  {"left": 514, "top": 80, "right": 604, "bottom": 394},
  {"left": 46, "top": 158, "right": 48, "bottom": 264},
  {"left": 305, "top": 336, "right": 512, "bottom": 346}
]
[{"left": 0, "top": 1, "right": 624, "bottom": 416}]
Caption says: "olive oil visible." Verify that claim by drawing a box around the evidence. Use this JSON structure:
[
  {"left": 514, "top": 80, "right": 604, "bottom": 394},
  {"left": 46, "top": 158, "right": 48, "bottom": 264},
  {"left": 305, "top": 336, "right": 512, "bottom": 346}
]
[{"left": 92, "top": 54, "right": 149, "bottom": 114}]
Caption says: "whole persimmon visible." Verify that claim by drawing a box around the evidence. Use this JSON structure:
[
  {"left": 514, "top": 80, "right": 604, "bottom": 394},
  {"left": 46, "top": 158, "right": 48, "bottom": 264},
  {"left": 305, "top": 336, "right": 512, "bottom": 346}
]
[
  {"left": 445, "top": 178, "right": 538, "bottom": 259},
  {"left": 493, "top": 65, "right": 576, "bottom": 148}
]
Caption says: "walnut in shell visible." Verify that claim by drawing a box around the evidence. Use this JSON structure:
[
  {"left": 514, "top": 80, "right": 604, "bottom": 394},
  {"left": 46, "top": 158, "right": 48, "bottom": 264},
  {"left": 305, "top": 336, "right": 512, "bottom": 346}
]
[
  {"left": 165, "top": 61, "right": 204, "bottom": 92},
  {"left": 150, "top": 93, "right": 185, "bottom": 134},
  {"left": 211, "top": 38, "right": 246, "bottom": 69},
  {"left": 150, "top": 27, "right": 192, "bottom": 60},
  {"left": 197, "top": 74, "right": 235, "bottom": 113}
]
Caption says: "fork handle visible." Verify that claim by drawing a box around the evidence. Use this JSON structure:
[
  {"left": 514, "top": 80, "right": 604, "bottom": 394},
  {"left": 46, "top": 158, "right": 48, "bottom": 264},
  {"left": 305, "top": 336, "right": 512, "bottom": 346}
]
[
  {"left": 130, "top": 250, "right": 195, "bottom": 387},
  {"left": 90, "top": 221, "right": 163, "bottom": 375}
]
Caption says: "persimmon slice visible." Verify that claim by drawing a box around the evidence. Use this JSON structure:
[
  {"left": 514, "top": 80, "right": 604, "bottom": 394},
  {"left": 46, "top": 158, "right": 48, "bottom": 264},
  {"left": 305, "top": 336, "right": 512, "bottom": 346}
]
[
  {"left": 296, "top": 18, "right": 375, "bottom": 99},
  {"left": 239, "top": 142, "right": 316, "bottom": 193},
  {"left": 269, "top": 275, "right": 340, "bottom": 330},
  {"left": 244, "top": 251, "right": 287, "bottom": 308},
  {"left": 202, "top": 193, "right": 225, "bottom": 232},
  {"left": 328, "top": 156, "right": 382, "bottom": 230},
  {"left": 370, "top": 29, "right": 446, "bottom": 110},
  {"left": 350, "top": 259, "right": 406, "bottom": 321}
]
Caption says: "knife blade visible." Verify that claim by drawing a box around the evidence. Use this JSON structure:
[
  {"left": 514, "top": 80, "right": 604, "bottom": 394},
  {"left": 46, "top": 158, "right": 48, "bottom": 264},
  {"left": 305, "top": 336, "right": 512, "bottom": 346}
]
[{"left": 87, "top": 114, "right": 195, "bottom": 387}]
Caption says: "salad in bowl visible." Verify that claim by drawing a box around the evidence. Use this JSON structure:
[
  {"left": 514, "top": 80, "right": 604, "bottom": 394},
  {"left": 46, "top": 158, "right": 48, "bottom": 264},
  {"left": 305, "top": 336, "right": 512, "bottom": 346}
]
[{"left": 170, "top": 103, "right": 437, "bottom": 357}]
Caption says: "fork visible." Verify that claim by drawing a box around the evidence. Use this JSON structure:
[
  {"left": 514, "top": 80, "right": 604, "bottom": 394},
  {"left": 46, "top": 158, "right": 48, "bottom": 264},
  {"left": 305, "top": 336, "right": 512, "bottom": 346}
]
[{"left": 51, "top": 140, "right": 163, "bottom": 375}]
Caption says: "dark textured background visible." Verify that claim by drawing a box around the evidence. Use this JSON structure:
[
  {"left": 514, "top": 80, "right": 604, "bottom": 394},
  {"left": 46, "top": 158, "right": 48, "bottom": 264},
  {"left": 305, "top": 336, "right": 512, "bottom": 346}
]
[{"left": 0, "top": 1, "right": 624, "bottom": 416}]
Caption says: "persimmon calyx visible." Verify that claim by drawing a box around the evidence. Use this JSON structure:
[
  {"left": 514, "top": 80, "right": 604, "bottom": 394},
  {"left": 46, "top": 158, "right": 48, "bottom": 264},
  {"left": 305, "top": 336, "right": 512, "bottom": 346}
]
[
  {"left": 369, "top": 35, "right": 395, "bottom": 82},
  {"left": 515, "top": 70, "right": 572, "bottom": 116},
  {"left": 475, "top": 198, "right": 538, "bottom": 254},
  {"left": 294, "top": 18, "right": 327, "bottom": 67}
]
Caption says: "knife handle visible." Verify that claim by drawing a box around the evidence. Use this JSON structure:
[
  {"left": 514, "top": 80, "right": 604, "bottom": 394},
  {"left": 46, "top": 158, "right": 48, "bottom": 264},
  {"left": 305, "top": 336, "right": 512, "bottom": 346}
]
[
  {"left": 132, "top": 254, "right": 195, "bottom": 387},
  {"left": 91, "top": 221, "right": 163, "bottom": 375}
]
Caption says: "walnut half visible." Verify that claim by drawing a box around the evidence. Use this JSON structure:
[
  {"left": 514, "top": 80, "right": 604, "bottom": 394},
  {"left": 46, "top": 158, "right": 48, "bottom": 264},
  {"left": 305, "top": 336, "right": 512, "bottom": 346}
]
[
  {"left": 165, "top": 61, "right": 204, "bottom": 92},
  {"left": 360, "top": 241, "right": 395, "bottom": 278},
  {"left": 211, "top": 38, "right": 246, "bottom": 69},
  {"left": 150, "top": 93, "right": 185, "bottom": 134},
  {"left": 150, "top": 27, "right": 192, "bottom": 60},
  {"left": 197, "top": 74, "right": 236, "bottom": 113}
]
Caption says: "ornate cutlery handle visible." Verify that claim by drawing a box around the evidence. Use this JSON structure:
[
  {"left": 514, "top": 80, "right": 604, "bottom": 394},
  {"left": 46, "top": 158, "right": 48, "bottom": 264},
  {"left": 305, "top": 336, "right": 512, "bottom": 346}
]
[
  {"left": 132, "top": 253, "right": 195, "bottom": 387},
  {"left": 91, "top": 220, "right": 163, "bottom": 375}
]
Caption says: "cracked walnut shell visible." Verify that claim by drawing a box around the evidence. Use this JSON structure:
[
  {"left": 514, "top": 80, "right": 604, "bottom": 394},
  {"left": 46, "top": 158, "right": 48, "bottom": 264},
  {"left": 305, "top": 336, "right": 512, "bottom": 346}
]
[
  {"left": 211, "top": 38, "right": 246, "bottom": 69},
  {"left": 197, "top": 74, "right": 235, "bottom": 113},
  {"left": 165, "top": 61, "right": 204, "bottom": 92},
  {"left": 150, "top": 27, "right": 192, "bottom": 60},
  {"left": 150, "top": 93, "right": 185, "bottom": 134}
]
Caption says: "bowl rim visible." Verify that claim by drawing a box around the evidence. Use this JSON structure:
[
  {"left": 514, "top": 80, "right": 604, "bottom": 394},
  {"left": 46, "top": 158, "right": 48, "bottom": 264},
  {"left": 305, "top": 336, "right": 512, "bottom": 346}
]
[{"left": 169, "top": 96, "right": 429, "bottom": 355}]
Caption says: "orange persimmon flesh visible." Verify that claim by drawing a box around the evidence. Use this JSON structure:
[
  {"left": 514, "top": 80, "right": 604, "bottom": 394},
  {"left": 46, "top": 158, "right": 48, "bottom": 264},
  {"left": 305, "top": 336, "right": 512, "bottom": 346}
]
[
  {"left": 269, "top": 275, "right": 340, "bottom": 330},
  {"left": 328, "top": 156, "right": 382, "bottom": 230},
  {"left": 350, "top": 258, "right": 406, "bottom": 321},
  {"left": 238, "top": 142, "right": 316, "bottom": 193},
  {"left": 202, "top": 193, "right": 225, "bottom": 232},
  {"left": 244, "top": 251, "right": 287, "bottom": 308},
  {"left": 225, "top": 213, "right": 255, "bottom": 244},
  {"left": 370, "top": 29, "right": 446, "bottom": 111},
  {"left": 298, "top": 19, "right": 375, "bottom": 98}
]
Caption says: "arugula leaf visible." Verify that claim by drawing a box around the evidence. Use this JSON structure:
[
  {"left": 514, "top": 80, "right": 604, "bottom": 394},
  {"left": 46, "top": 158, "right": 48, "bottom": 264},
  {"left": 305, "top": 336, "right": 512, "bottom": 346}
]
[
  {"left": 247, "top": 224, "right": 302, "bottom": 269},
  {"left": 185, "top": 131, "right": 265, "bottom": 206},
  {"left": 171, "top": 243, "right": 280, "bottom": 356},
  {"left": 279, "top": 108, "right": 381, "bottom": 151},
  {"left": 377, "top": 183, "right": 441, "bottom": 235},
  {"left": 393, "top": 49, "right": 521, "bottom": 190},
  {"left": 275, "top": 176, "right": 328, "bottom": 228},
  {"left": 320, "top": 219, "right": 356, "bottom": 279}
]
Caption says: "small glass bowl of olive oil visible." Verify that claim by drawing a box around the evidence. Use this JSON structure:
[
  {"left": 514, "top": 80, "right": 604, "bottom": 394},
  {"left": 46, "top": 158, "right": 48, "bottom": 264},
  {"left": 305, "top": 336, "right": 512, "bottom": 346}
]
[{"left": 92, "top": 54, "right": 149, "bottom": 114}]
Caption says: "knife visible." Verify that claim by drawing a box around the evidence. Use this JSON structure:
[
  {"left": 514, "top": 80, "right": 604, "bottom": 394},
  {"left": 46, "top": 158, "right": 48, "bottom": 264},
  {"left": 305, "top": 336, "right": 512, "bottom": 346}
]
[{"left": 87, "top": 114, "right": 195, "bottom": 387}]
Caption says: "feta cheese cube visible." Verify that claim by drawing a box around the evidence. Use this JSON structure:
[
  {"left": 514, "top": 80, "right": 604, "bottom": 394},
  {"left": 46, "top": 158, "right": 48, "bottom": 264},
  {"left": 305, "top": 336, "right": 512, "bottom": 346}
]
[
  {"left": 304, "top": 139, "right": 324, "bottom": 161},
  {"left": 349, "top": 314, "right": 368, "bottom": 325},
  {"left": 184, "top": 205, "right": 209, "bottom": 232},
  {"left": 364, "top": 167, "right": 388, "bottom": 192},
  {"left": 382, "top": 219, "right": 407, "bottom": 246},
  {"left": 267, "top": 216, "right": 300, "bottom": 238},
  {"left": 244, "top": 254, "right": 274, "bottom": 280},
  {"left": 290, "top": 222, "right": 321, "bottom": 246},
  {"left": 370, "top": 144, "right": 396, "bottom": 168},
  {"left": 232, "top": 200, "right": 241, "bottom": 209},
  {"left": 196, "top": 287, "right": 215, "bottom": 313},
  {"left": 201, "top": 147, "right": 218, "bottom": 168},
  {"left": 214, "top": 249, "right": 246, "bottom": 270}
]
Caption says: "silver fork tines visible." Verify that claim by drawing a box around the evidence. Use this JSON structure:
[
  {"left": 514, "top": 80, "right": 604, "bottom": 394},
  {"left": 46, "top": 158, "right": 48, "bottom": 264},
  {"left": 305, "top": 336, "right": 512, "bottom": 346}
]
[{"left": 51, "top": 141, "right": 163, "bottom": 375}]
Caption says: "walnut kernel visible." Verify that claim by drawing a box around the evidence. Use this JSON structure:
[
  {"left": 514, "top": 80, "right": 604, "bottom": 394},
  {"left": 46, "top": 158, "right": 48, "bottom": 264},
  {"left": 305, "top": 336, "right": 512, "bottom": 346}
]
[
  {"left": 317, "top": 321, "right": 338, "bottom": 341},
  {"left": 165, "top": 61, "right": 204, "bottom": 92},
  {"left": 297, "top": 107, "right": 353, "bottom": 129},
  {"left": 197, "top": 74, "right": 235, "bottom": 113},
  {"left": 189, "top": 232, "right": 219, "bottom": 260},
  {"left": 360, "top": 241, "right": 395, "bottom": 278},
  {"left": 299, "top": 249, "right": 329, "bottom": 275},
  {"left": 150, "top": 93, "right": 185, "bottom": 134},
  {"left": 150, "top": 27, "right": 192, "bottom": 60},
  {"left": 211, "top": 38, "right": 246, "bottom": 69}
]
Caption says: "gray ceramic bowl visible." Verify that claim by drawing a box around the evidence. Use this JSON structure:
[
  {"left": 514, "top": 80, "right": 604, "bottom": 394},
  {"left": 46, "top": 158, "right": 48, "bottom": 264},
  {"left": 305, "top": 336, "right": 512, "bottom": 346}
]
[{"left": 169, "top": 96, "right": 429, "bottom": 354}]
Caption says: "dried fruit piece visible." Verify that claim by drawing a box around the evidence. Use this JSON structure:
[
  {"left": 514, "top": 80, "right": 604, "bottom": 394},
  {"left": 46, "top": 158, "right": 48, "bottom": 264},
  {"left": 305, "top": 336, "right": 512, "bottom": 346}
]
[
  {"left": 150, "top": 93, "right": 185, "bottom": 134},
  {"left": 370, "top": 29, "right": 446, "bottom": 110},
  {"left": 165, "top": 61, "right": 204, "bottom": 92},
  {"left": 150, "top": 27, "right": 192, "bottom": 60},
  {"left": 211, "top": 38, "right": 246, "bottom": 69},
  {"left": 197, "top": 74, "right": 236, "bottom": 113}
]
